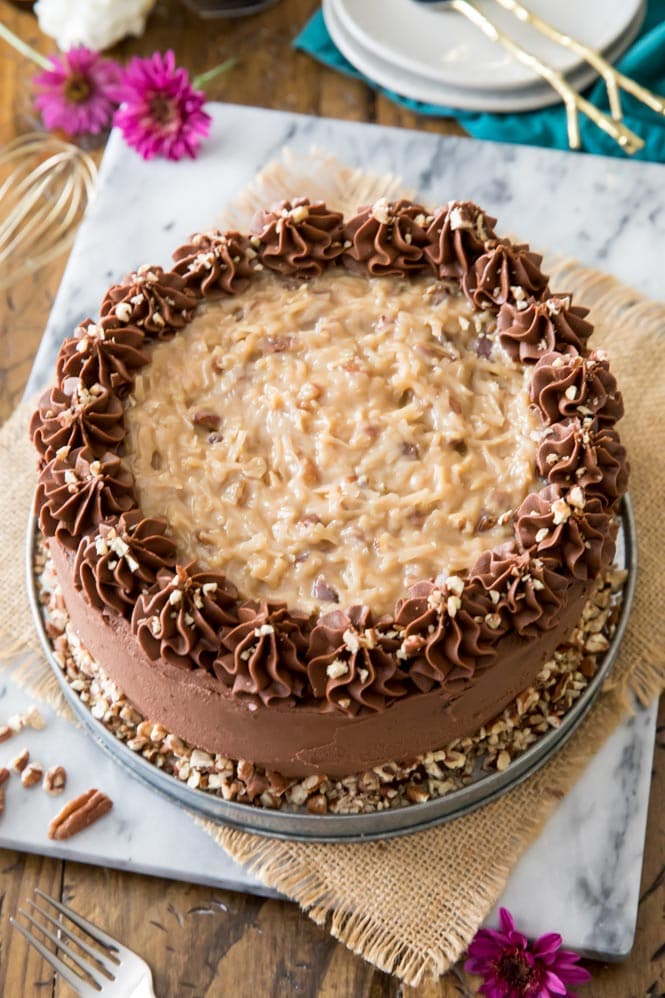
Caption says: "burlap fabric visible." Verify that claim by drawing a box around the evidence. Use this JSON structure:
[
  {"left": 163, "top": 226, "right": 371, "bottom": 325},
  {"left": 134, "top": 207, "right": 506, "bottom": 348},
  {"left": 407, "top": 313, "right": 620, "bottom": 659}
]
[{"left": 1, "top": 155, "right": 663, "bottom": 986}]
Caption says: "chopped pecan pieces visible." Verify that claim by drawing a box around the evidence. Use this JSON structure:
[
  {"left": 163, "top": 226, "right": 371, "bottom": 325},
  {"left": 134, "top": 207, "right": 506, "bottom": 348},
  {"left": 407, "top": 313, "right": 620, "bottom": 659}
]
[
  {"left": 11, "top": 748, "right": 29, "bottom": 773},
  {"left": 43, "top": 765, "right": 67, "bottom": 795},
  {"left": 21, "top": 763, "right": 44, "bottom": 788},
  {"left": 25, "top": 706, "right": 46, "bottom": 730},
  {"left": 475, "top": 509, "right": 496, "bottom": 533},
  {"left": 48, "top": 788, "right": 113, "bottom": 840},
  {"left": 0, "top": 767, "right": 9, "bottom": 786},
  {"left": 0, "top": 725, "right": 12, "bottom": 743},
  {"left": 312, "top": 575, "right": 339, "bottom": 603},
  {"left": 192, "top": 410, "right": 221, "bottom": 431},
  {"left": 261, "top": 335, "right": 292, "bottom": 353}
]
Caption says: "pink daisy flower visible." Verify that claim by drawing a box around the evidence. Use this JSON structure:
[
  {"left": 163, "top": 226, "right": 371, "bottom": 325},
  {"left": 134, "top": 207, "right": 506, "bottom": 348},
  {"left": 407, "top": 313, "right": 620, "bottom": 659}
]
[
  {"left": 465, "top": 908, "right": 591, "bottom": 998},
  {"left": 33, "top": 47, "right": 122, "bottom": 137},
  {"left": 114, "top": 51, "right": 211, "bottom": 162}
]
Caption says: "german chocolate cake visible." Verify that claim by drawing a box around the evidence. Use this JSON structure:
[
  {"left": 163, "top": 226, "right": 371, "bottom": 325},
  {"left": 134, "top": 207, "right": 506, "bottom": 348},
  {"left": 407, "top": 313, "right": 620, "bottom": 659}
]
[{"left": 31, "top": 197, "right": 628, "bottom": 804}]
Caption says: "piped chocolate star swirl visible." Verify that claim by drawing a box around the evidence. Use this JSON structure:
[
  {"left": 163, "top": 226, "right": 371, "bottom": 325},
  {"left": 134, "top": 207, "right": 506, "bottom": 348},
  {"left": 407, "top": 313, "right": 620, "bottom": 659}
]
[
  {"left": 214, "top": 601, "right": 310, "bottom": 705},
  {"left": 250, "top": 197, "right": 345, "bottom": 277},
  {"left": 394, "top": 579, "right": 501, "bottom": 694},
  {"left": 469, "top": 543, "right": 569, "bottom": 638},
  {"left": 36, "top": 447, "right": 135, "bottom": 549},
  {"left": 463, "top": 239, "right": 549, "bottom": 310},
  {"left": 171, "top": 230, "right": 254, "bottom": 297},
  {"left": 515, "top": 484, "right": 616, "bottom": 581},
  {"left": 536, "top": 420, "right": 629, "bottom": 502},
  {"left": 56, "top": 319, "right": 150, "bottom": 397},
  {"left": 100, "top": 265, "right": 198, "bottom": 339},
  {"left": 497, "top": 295, "right": 593, "bottom": 363},
  {"left": 307, "top": 606, "right": 407, "bottom": 714},
  {"left": 74, "top": 511, "right": 177, "bottom": 617},
  {"left": 132, "top": 564, "right": 238, "bottom": 672},
  {"left": 342, "top": 198, "right": 431, "bottom": 276},
  {"left": 31, "top": 380, "right": 126, "bottom": 463},
  {"left": 530, "top": 350, "right": 623, "bottom": 426},
  {"left": 424, "top": 200, "right": 497, "bottom": 279}
]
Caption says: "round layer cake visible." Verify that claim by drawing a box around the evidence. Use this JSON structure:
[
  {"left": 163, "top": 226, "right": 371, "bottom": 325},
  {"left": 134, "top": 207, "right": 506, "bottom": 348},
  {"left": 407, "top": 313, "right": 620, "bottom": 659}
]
[{"left": 31, "top": 197, "right": 628, "bottom": 781}]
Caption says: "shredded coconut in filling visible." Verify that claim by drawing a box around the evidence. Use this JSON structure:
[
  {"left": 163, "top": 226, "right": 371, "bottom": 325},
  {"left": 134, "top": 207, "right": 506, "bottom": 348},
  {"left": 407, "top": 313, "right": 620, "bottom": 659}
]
[{"left": 123, "top": 271, "right": 541, "bottom": 613}]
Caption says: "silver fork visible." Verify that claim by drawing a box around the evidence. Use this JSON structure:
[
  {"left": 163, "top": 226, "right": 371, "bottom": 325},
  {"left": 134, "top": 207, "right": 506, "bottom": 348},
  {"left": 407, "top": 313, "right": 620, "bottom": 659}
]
[{"left": 10, "top": 888, "right": 155, "bottom": 997}]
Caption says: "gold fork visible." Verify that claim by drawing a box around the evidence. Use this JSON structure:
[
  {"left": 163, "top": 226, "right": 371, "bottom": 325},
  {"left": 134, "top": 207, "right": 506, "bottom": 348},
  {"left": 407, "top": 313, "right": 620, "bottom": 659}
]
[
  {"left": 414, "top": 0, "right": 652, "bottom": 155},
  {"left": 491, "top": 0, "right": 665, "bottom": 124}
]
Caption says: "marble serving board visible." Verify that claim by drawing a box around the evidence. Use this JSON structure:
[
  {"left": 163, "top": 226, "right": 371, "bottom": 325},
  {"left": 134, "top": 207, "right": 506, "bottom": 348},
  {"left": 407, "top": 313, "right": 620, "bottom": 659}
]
[{"left": 15, "top": 103, "right": 661, "bottom": 958}]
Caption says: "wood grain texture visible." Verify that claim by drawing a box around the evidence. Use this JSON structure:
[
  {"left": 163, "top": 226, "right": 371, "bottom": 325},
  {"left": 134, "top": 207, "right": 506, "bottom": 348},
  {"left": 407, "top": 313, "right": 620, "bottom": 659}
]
[{"left": 0, "top": 1, "right": 662, "bottom": 994}]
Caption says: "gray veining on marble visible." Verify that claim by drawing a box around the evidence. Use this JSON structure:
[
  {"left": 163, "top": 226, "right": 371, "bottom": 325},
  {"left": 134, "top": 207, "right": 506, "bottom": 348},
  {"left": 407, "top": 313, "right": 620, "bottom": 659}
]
[
  {"left": 493, "top": 702, "right": 655, "bottom": 957},
  {"left": 17, "top": 103, "right": 660, "bottom": 957},
  {"left": 0, "top": 668, "right": 655, "bottom": 958},
  {"left": 0, "top": 672, "right": 273, "bottom": 898}
]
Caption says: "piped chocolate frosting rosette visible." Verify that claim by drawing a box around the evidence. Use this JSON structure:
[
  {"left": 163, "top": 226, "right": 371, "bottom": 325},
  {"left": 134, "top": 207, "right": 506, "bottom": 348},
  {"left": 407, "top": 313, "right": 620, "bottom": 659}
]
[
  {"left": 463, "top": 239, "right": 549, "bottom": 310},
  {"left": 172, "top": 230, "right": 254, "bottom": 297},
  {"left": 132, "top": 564, "right": 238, "bottom": 672},
  {"left": 250, "top": 197, "right": 345, "bottom": 277},
  {"left": 530, "top": 350, "right": 624, "bottom": 426},
  {"left": 469, "top": 543, "right": 569, "bottom": 639},
  {"left": 424, "top": 200, "right": 497, "bottom": 280},
  {"left": 515, "top": 484, "right": 616, "bottom": 581},
  {"left": 36, "top": 447, "right": 135, "bottom": 550},
  {"left": 74, "top": 511, "right": 177, "bottom": 617},
  {"left": 214, "top": 601, "right": 310, "bottom": 705},
  {"left": 537, "top": 420, "right": 629, "bottom": 502},
  {"left": 307, "top": 606, "right": 407, "bottom": 714},
  {"left": 100, "top": 265, "right": 198, "bottom": 339},
  {"left": 342, "top": 198, "right": 431, "bottom": 276},
  {"left": 394, "top": 578, "right": 502, "bottom": 694},
  {"left": 31, "top": 379, "right": 126, "bottom": 463},
  {"left": 497, "top": 295, "right": 593, "bottom": 363},
  {"left": 56, "top": 319, "right": 150, "bottom": 398}
]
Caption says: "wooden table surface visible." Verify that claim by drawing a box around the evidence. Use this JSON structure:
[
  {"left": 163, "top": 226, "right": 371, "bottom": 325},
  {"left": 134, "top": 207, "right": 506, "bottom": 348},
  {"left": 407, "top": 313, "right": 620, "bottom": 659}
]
[{"left": 0, "top": 2, "right": 663, "bottom": 995}]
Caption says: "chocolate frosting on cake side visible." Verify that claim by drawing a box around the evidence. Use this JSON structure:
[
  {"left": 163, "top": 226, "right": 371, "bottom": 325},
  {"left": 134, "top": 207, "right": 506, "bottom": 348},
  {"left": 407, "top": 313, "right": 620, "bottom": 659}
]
[
  {"left": 31, "top": 197, "right": 630, "bottom": 779},
  {"left": 48, "top": 538, "right": 593, "bottom": 778}
]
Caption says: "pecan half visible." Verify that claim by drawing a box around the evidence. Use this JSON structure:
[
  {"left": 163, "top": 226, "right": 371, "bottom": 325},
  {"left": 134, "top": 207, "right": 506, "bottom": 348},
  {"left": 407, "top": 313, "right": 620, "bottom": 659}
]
[{"left": 48, "top": 788, "right": 113, "bottom": 840}]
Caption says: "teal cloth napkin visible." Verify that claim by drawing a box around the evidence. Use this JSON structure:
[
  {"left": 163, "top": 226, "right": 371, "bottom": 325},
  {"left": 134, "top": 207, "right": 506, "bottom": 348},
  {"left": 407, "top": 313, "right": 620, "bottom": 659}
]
[{"left": 294, "top": 3, "right": 665, "bottom": 161}]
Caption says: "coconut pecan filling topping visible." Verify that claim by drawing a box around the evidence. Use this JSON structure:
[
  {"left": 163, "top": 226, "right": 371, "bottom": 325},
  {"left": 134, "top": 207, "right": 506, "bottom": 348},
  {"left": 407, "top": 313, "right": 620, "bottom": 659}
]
[{"left": 123, "top": 270, "right": 541, "bottom": 613}]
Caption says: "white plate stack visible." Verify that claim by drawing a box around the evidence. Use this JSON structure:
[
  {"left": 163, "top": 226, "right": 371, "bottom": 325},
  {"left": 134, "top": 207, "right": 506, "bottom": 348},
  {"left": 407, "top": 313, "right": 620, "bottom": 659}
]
[{"left": 323, "top": 0, "right": 646, "bottom": 112}]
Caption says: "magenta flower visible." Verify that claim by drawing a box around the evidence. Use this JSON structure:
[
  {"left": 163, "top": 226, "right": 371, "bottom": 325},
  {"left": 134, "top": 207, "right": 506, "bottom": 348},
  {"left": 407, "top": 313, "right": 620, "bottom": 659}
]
[
  {"left": 465, "top": 908, "right": 591, "bottom": 997},
  {"left": 33, "top": 47, "right": 122, "bottom": 137},
  {"left": 113, "top": 50, "right": 211, "bottom": 162}
]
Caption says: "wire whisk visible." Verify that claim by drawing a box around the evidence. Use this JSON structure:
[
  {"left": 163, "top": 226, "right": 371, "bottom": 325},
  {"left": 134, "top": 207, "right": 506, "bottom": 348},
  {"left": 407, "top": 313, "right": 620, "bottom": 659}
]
[{"left": 0, "top": 132, "right": 97, "bottom": 291}]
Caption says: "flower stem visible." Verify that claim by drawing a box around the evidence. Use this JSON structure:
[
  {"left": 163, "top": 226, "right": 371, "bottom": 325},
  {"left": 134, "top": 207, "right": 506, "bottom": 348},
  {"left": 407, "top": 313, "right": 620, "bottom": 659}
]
[
  {"left": 193, "top": 58, "right": 236, "bottom": 91},
  {"left": 0, "top": 22, "right": 52, "bottom": 70}
]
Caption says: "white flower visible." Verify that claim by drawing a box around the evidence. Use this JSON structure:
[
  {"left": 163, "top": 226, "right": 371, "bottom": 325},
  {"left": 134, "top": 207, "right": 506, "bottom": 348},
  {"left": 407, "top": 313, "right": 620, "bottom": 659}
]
[{"left": 35, "top": 0, "right": 156, "bottom": 52}]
